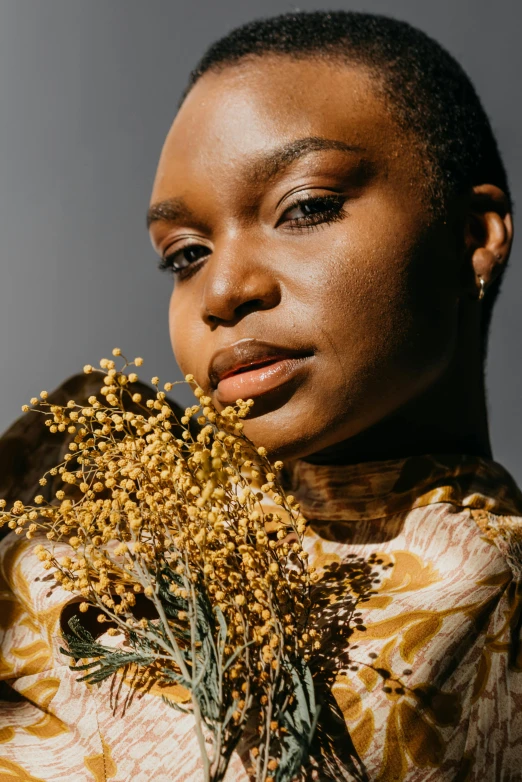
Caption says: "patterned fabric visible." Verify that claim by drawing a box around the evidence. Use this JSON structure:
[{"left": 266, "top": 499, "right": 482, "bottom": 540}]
[{"left": 1, "top": 453, "right": 522, "bottom": 780}]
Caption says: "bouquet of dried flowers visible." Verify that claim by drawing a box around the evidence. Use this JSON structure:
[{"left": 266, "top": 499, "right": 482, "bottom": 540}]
[{"left": 0, "top": 350, "right": 322, "bottom": 782}]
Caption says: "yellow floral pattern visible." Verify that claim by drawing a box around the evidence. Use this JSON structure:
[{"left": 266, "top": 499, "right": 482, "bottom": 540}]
[{"left": 1, "top": 453, "right": 522, "bottom": 780}]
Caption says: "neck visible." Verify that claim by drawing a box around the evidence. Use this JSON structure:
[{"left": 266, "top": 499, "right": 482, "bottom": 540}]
[{"left": 305, "top": 325, "right": 491, "bottom": 467}]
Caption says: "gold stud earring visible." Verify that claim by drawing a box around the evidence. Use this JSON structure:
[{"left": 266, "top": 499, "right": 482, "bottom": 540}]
[{"left": 478, "top": 278, "right": 486, "bottom": 300}]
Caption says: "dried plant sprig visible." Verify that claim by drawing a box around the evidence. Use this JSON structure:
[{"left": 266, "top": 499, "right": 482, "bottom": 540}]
[{"left": 0, "top": 350, "right": 321, "bottom": 782}]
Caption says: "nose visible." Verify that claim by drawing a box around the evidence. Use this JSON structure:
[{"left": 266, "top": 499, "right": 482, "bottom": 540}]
[{"left": 201, "top": 238, "right": 281, "bottom": 326}]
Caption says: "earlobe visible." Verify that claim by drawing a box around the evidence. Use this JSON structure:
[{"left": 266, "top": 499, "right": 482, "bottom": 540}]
[{"left": 465, "top": 184, "right": 513, "bottom": 299}]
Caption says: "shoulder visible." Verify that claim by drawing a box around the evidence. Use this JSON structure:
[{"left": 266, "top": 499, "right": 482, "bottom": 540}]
[
  {"left": 0, "top": 531, "right": 35, "bottom": 606},
  {"left": 470, "top": 508, "right": 522, "bottom": 581},
  {"left": 0, "top": 531, "right": 74, "bottom": 643},
  {"left": 0, "top": 531, "right": 52, "bottom": 601}
]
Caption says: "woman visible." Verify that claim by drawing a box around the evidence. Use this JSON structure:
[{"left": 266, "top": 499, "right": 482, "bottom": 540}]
[{"left": 1, "top": 11, "right": 520, "bottom": 781}]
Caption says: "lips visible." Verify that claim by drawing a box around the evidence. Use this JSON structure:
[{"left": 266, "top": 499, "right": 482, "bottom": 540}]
[{"left": 208, "top": 339, "right": 313, "bottom": 405}]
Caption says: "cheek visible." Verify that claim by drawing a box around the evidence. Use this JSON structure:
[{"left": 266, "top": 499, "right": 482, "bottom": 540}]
[
  {"left": 168, "top": 288, "right": 209, "bottom": 380},
  {"left": 168, "top": 289, "right": 190, "bottom": 373},
  {"left": 294, "top": 219, "right": 459, "bottom": 391}
]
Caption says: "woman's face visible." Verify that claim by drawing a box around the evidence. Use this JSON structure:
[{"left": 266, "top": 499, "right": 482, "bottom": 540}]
[{"left": 149, "top": 57, "right": 463, "bottom": 460}]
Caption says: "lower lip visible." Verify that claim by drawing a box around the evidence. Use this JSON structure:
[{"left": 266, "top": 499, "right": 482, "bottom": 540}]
[{"left": 216, "top": 357, "right": 310, "bottom": 406}]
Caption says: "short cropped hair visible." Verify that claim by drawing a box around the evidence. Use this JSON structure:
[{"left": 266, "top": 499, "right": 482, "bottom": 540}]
[{"left": 184, "top": 11, "right": 511, "bottom": 346}]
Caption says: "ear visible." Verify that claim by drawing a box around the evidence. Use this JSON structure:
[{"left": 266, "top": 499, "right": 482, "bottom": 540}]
[{"left": 464, "top": 184, "right": 513, "bottom": 300}]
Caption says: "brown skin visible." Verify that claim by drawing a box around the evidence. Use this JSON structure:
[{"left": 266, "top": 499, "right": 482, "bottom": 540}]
[{"left": 148, "top": 57, "right": 513, "bottom": 464}]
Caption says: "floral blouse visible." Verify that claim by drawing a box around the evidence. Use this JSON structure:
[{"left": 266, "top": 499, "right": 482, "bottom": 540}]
[{"left": 1, "top": 453, "right": 521, "bottom": 781}]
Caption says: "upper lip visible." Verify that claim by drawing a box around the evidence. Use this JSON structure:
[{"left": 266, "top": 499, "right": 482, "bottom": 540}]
[{"left": 208, "top": 339, "right": 312, "bottom": 389}]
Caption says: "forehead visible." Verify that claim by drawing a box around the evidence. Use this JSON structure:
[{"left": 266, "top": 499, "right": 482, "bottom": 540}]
[{"left": 151, "top": 57, "right": 412, "bottom": 202}]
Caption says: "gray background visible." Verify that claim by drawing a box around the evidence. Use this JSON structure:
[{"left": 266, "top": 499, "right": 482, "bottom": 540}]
[{"left": 0, "top": 1, "right": 520, "bottom": 480}]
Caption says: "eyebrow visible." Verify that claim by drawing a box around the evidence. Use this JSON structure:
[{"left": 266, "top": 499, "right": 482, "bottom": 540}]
[
  {"left": 249, "top": 136, "right": 364, "bottom": 183},
  {"left": 146, "top": 136, "right": 364, "bottom": 228},
  {"left": 146, "top": 198, "right": 199, "bottom": 229}
]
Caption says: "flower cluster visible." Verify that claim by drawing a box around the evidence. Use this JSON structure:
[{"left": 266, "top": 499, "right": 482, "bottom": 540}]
[{"left": 0, "top": 350, "right": 319, "bottom": 782}]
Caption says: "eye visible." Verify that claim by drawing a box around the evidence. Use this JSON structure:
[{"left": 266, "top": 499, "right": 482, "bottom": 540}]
[
  {"left": 158, "top": 244, "right": 211, "bottom": 278},
  {"left": 279, "top": 194, "right": 346, "bottom": 229}
]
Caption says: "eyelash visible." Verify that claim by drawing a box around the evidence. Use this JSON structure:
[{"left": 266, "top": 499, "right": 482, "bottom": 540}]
[
  {"left": 280, "top": 193, "right": 347, "bottom": 230},
  {"left": 157, "top": 245, "right": 209, "bottom": 281},
  {"left": 158, "top": 194, "right": 347, "bottom": 278}
]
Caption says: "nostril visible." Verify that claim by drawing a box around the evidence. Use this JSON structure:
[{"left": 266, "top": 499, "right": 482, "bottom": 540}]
[
  {"left": 202, "top": 268, "right": 281, "bottom": 326},
  {"left": 205, "top": 299, "right": 269, "bottom": 328},
  {"left": 203, "top": 307, "right": 223, "bottom": 327},
  {"left": 234, "top": 299, "right": 265, "bottom": 319}
]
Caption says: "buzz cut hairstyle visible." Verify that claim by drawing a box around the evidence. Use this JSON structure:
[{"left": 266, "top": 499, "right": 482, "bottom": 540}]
[{"left": 184, "top": 10, "right": 511, "bottom": 347}]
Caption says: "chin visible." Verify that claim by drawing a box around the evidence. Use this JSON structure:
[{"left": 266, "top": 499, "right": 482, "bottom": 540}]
[
  {"left": 238, "top": 386, "right": 379, "bottom": 463},
  {"left": 240, "top": 404, "right": 332, "bottom": 463}
]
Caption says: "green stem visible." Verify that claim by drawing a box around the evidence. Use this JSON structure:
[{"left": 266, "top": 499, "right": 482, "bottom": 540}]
[
  {"left": 153, "top": 590, "right": 211, "bottom": 781},
  {"left": 187, "top": 566, "right": 213, "bottom": 781},
  {"left": 192, "top": 693, "right": 211, "bottom": 782}
]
